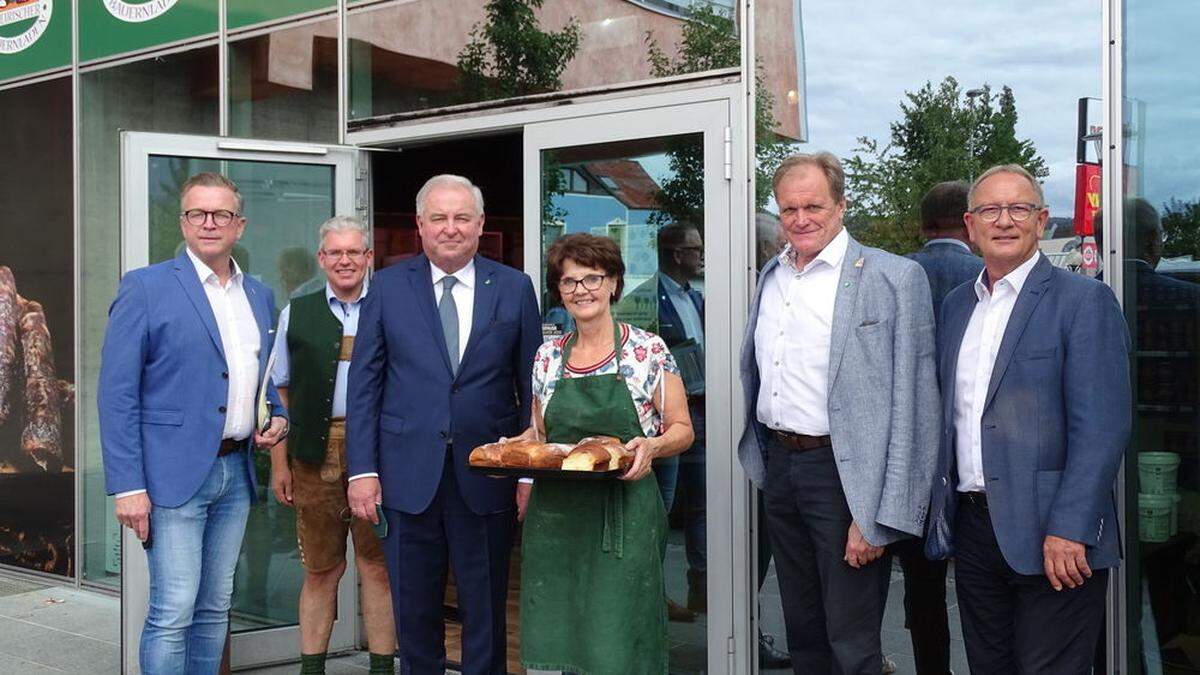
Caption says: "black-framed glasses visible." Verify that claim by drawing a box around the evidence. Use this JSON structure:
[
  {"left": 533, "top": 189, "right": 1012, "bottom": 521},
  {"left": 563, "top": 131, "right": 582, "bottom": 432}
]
[
  {"left": 970, "top": 203, "right": 1043, "bottom": 223},
  {"left": 321, "top": 248, "right": 369, "bottom": 261},
  {"left": 558, "top": 274, "right": 607, "bottom": 293},
  {"left": 181, "top": 209, "right": 241, "bottom": 228}
]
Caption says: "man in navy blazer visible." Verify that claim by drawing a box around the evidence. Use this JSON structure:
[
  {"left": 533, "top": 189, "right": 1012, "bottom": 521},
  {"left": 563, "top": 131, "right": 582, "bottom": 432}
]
[
  {"left": 346, "top": 174, "right": 541, "bottom": 675},
  {"left": 99, "top": 172, "right": 288, "bottom": 674},
  {"left": 925, "top": 165, "right": 1131, "bottom": 673},
  {"left": 896, "top": 180, "right": 983, "bottom": 675}
]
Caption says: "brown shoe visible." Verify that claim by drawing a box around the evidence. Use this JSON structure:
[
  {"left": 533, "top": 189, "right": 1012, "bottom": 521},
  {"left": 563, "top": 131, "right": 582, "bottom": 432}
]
[{"left": 667, "top": 597, "right": 697, "bottom": 623}]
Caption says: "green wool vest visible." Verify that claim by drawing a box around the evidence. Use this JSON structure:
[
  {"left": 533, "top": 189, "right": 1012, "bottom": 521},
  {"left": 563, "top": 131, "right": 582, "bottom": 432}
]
[{"left": 286, "top": 290, "right": 344, "bottom": 464}]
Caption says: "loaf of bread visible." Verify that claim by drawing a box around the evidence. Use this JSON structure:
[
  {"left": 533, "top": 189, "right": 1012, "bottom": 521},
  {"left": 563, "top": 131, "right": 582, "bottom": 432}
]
[
  {"left": 468, "top": 441, "right": 509, "bottom": 467},
  {"left": 504, "top": 442, "right": 572, "bottom": 469},
  {"left": 562, "top": 436, "right": 633, "bottom": 472}
]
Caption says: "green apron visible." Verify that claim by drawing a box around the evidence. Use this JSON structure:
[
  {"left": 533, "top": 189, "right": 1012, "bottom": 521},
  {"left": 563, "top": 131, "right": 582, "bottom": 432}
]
[{"left": 520, "top": 321, "right": 668, "bottom": 675}]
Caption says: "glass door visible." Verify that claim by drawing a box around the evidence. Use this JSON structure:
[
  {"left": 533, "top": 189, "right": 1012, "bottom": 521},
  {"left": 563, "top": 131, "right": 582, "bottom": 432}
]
[
  {"left": 523, "top": 98, "right": 742, "bottom": 674},
  {"left": 118, "top": 132, "right": 362, "bottom": 672}
]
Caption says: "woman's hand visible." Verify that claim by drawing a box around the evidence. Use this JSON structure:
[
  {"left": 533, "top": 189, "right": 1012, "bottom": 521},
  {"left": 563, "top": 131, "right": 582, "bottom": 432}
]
[
  {"left": 620, "top": 437, "right": 658, "bottom": 481},
  {"left": 502, "top": 426, "right": 540, "bottom": 443}
]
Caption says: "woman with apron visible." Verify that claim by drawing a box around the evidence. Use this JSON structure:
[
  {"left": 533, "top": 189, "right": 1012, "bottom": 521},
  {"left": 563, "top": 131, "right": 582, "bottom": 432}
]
[{"left": 517, "top": 233, "right": 694, "bottom": 675}]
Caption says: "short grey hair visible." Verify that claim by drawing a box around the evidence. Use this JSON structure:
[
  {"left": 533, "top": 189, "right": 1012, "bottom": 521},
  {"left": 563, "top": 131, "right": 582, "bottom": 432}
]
[
  {"left": 969, "top": 164, "right": 1045, "bottom": 207},
  {"left": 317, "top": 215, "right": 370, "bottom": 250},
  {"left": 415, "top": 174, "right": 485, "bottom": 217}
]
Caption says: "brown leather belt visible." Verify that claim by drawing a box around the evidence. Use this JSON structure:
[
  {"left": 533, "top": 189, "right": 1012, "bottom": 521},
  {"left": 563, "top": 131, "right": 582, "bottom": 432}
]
[
  {"left": 770, "top": 430, "right": 831, "bottom": 451},
  {"left": 217, "top": 438, "right": 244, "bottom": 456}
]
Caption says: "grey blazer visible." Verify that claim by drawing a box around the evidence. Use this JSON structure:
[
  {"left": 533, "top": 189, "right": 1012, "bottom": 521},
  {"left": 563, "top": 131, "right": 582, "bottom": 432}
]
[{"left": 738, "top": 234, "right": 941, "bottom": 545}]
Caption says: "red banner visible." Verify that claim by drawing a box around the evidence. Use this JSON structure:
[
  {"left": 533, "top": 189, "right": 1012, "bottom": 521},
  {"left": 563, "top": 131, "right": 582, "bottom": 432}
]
[{"left": 1074, "top": 163, "right": 1102, "bottom": 236}]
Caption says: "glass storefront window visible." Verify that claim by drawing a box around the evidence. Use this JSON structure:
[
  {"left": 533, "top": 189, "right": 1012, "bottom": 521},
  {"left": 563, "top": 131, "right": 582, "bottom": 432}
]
[
  {"left": 0, "top": 75, "right": 75, "bottom": 578},
  {"left": 228, "top": 17, "right": 339, "bottom": 143},
  {"left": 79, "top": 46, "right": 219, "bottom": 587},
  {"left": 347, "top": 0, "right": 739, "bottom": 121},
  {"left": 1123, "top": 4, "right": 1200, "bottom": 673}
]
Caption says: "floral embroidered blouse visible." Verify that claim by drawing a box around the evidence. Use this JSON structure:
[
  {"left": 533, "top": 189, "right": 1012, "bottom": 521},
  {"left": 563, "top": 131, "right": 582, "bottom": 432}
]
[{"left": 533, "top": 322, "right": 680, "bottom": 438}]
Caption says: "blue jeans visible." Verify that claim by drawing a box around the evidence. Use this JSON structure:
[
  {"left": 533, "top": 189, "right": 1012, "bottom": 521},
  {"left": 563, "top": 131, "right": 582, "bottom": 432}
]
[{"left": 140, "top": 452, "right": 251, "bottom": 675}]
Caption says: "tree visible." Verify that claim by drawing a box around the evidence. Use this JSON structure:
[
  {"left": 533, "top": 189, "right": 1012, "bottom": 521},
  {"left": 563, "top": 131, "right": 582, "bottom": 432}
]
[
  {"left": 1160, "top": 197, "right": 1200, "bottom": 259},
  {"left": 844, "top": 76, "right": 1048, "bottom": 253},
  {"left": 645, "top": 4, "right": 792, "bottom": 225},
  {"left": 456, "top": 0, "right": 581, "bottom": 103}
]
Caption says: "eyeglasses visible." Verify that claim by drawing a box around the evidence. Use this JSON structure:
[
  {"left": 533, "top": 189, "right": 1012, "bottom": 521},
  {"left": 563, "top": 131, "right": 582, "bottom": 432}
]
[
  {"left": 181, "top": 209, "right": 241, "bottom": 228},
  {"left": 970, "top": 203, "right": 1043, "bottom": 223},
  {"left": 321, "top": 248, "right": 368, "bottom": 261},
  {"left": 670, "top": 246, "right": 704, "bottom": 254},
  {"left": 558, "top": 274, "right": 607, "bottom": 293}
]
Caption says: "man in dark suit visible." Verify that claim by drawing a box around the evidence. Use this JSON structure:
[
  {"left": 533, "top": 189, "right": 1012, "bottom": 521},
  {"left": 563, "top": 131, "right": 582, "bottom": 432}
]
[
  {"left": 894, "top": 180, "right": 983, "bottom": 674},
  {"left": 925, "top": 164, "right": 1131, "bottom": 673},
  {"left": 345, "top": 174, "right": 542, "bottom": 675}
]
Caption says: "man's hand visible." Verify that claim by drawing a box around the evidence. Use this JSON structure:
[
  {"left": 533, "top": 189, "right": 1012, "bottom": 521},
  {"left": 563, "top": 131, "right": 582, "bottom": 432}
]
[
  {"left": 844, "top": 521, "right": 884, "bottom": 569},
  {"left": 255, "top": 416, "right": 288, "bottom": 449},
  {"left": 115, "top": 492, "right": 152, "bottom": 541},
  {"left": 1043, "top": 535, "right": 1091, "bottom": 590},
  {"left": 516, "top": 482, "right": 532, "bottom": 522},
  {"left": 271, "top": 458, "right": 293, "bottom": 507},
  {"left": 347, "top": 477, "right": 382, "bottom": 524}
]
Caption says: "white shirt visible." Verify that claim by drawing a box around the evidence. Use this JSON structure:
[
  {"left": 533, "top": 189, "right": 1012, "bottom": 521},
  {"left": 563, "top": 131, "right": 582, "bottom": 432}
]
[
  {"left": 271, "top": 281, "right": 369, "bottom": 418},
  {"left": 117, "top": 249, "right": 261, "bottom": 500},
  {"left": 431, "top": 258, "right": 476, "bottom": 363},
  {"left": 754, "top": 228, "right": 849, "bottom": 435},
  {"left": 954, "top": 251, "right": 1040, "bottom": 492},
  {"left": 349, "top": 259, "right": 476, "bottom": 484},
  {"left": 660, "top": 273, "right": 705, "bottom": 348}
]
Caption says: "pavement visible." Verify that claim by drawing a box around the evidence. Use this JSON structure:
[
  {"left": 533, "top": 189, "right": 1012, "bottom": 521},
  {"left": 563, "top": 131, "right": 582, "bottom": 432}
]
[{"left": 0, "top": 545, "right": 968, "bottom": 674}]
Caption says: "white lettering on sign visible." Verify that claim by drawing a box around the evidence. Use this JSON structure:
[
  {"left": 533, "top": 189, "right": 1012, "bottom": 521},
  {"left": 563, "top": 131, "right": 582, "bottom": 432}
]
[
  {"left": 0, "top": 1, "right": 52, "bottom": 55},
  {"left": 103, "top": 0, "right": 177, "bottom": 23}
]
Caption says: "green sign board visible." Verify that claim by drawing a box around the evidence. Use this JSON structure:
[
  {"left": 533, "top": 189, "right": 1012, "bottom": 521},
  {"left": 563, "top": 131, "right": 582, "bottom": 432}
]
[
  {"left": 79, "top": 0, "right": 218, "bottom": 63},
  {"left": 227, "top": 0, "right": 333, "bottom": 31},
  {"left": 0, "top": 0, "right": 70, "bottom": 82}
]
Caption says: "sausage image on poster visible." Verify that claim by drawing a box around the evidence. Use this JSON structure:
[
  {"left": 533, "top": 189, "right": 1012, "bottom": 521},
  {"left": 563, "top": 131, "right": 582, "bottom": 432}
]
[{"left": 0, "top": 262, "right": 74, "bottom": 576}]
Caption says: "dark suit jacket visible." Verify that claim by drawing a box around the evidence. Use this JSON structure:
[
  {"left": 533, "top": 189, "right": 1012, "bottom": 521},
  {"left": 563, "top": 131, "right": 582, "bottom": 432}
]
[
  {"left": 345, "top": 253, "right": 542, "bottom": 515},
  {"left": 926, "top": 255, "right": 1132, "bottom": 574},
  {"left": 656, "top": 275, "right": 704, "bottom": 347},
  {"left": 906, "top": 240, "right": 985, "bottom": 326},
  {"left": 99, "top": 250, "right": 285, "bottom": 507}
]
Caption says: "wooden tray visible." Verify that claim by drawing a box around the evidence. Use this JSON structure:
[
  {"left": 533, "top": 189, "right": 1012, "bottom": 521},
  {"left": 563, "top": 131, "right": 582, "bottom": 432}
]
[{"left": 468, "top": 465, "right": 624, "bottom": 480}]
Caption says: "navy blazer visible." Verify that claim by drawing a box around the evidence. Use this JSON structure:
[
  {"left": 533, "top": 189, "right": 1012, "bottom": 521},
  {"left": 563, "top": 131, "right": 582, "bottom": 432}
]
[
  {"left": 655, "top": 275, "right": 704, "bottom": 349},
  {"left": 906, "top": 240, "right": 984, "bottom": 326},
  {"left": 925, "top": 255, "right": 1132, "bottom": 575},
  {"left": 99, "top": 250, "right": 286, "bottom": 508},
  {"left": 345, "top": 253, "right": 542, "bottom": 515}
]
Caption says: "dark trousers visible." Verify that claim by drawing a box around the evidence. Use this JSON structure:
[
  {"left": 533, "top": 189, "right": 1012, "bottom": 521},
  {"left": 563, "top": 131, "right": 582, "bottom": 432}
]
[
  {"left": 381, "top": 451, "right": 516, "bottom": 675},
  {"left": 955, "top": 496, "right": 1108, "bottom": 675},
  {"left": 890, "top": 537, "right": 951, "bottom": 675},
  {"left": 763, "top": 439, "right": 890, "bottom": 675}
]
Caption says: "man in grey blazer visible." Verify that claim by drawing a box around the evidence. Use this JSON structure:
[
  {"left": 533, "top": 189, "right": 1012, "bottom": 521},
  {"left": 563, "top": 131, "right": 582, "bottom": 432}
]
[{"left": 739, "top": 152, "right": 940, "bottom": 674}]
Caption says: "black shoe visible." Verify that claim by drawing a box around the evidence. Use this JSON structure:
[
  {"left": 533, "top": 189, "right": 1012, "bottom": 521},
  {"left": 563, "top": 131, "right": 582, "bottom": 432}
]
[{"left": 758, "top": 633, "right": 791, "bottom": 669}]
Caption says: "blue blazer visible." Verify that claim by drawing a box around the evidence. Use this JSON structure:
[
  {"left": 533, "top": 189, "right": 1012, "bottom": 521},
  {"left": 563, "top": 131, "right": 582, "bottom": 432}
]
[
  {"left": 655, "top": 275, "right": 704, "bottom": 349},
  {"left": 99, "top": 250, "right": 286, "bottom": 508},
  {"left": 925, "top": 255, "right": 1132, "bottom": 574},
  {"left": 345, "top": 254, "right": 542, "bottom": 516},
  {"left": 906, "top": 240, "right": 984, "bottom": 325}
]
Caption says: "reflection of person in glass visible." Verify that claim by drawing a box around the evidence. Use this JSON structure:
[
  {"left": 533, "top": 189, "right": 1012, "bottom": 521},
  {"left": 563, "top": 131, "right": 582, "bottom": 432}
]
[
  {"left": 277, "top": 245, "right": 322, "bottom": 299},
  {"left": 925, "top": 165, "right": 1131, "bottom": 673},
  {"left": 738, "top": 152, "right": 939, "bottom": 674},
  {"left": 98, "top": 172, "right": 289, "bottom": 674},
  {"left": 268, "top": 216, "right": 395, "bottom": 674},
  {"left": 515, "top": 233, "right": 694, "bottom": 674}
]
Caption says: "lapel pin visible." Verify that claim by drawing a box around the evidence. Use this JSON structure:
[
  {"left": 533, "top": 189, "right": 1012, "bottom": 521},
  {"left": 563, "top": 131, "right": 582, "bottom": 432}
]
[
  {"left": 854, "top": 257, "right": 864, "bottom": 268},
  {"left": 843, "top": 281, "right": 851, "bottom": 288},
  {"left": 485, "top": 279, "right": 492, "bottom": 285}
]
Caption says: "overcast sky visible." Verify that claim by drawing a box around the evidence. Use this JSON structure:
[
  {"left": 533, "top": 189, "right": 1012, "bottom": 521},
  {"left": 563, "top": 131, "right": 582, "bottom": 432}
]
[{"left": 794, "top": 0, "right": 1103, "bottom": 217}]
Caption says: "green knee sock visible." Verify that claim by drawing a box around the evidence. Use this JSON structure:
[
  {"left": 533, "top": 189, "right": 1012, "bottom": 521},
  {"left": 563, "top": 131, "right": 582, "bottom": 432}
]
[
  {"left": 368, "top": 652, "right": 395, "bottom": 674},
  {"left": 299, "top": 652, "right": 326, "bottom": 675}
]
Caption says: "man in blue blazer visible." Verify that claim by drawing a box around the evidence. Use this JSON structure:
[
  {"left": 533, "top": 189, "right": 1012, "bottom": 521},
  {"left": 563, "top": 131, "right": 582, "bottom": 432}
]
[
  {"left": 925, "top": 165, "right": 1131, "bottom": 673},
  {"left": 896, "top": 180, "right": 983, "bottom": 675},
  {"left": 346, "top": 174, "right": 542, "bottom": 675},
  {"left": 99, "top": 172, "right": 288, "bottom": 674}
]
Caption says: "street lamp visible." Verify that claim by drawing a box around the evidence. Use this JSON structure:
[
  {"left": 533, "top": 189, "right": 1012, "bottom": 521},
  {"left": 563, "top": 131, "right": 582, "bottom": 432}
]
[{"left": 965, "top": 87, "right": 986, "bottom": 180}]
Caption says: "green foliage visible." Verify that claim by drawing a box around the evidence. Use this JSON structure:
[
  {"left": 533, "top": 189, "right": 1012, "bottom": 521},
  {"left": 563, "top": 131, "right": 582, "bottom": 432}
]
[
  {"left": 1161, "top": 197, "right": 1200, "bottom": 259},
  {"left": 645, "top": 4, "right": 791, "bottom": 224},
  {"left": 844, "top": 76, "right": 1048, "bottom": 254},
  {"left": 457, "top": 0, "right": 581, "bottom": 102}
]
